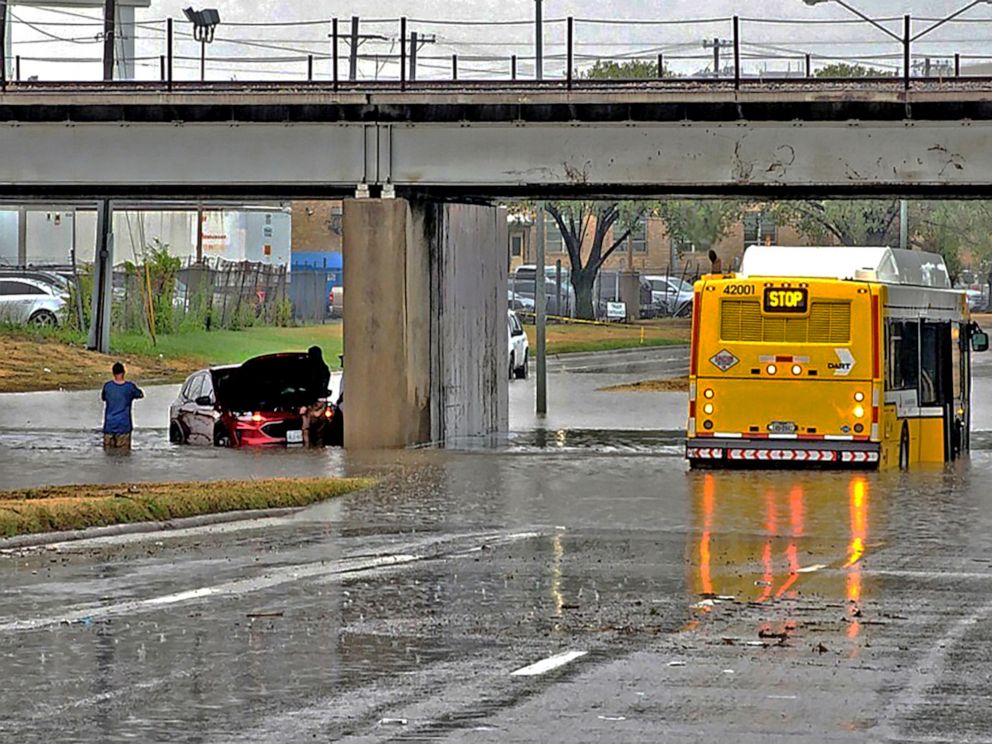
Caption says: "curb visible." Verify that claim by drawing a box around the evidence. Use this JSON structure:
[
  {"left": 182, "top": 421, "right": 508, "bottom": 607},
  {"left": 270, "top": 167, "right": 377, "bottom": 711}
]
[{"left": 0, "top": 506, "right": 302, "bottom": 550}]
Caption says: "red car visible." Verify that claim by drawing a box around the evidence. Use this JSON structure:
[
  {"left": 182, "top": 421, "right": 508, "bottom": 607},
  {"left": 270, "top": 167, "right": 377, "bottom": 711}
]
[{"left": 169, "top": 352, "right": 341, "bottom": 447}]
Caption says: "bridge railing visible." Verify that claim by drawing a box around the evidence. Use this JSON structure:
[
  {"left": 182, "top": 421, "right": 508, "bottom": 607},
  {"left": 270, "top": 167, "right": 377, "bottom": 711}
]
[{"left": 1, "top": 10, "right": 990, "bottom": 89}]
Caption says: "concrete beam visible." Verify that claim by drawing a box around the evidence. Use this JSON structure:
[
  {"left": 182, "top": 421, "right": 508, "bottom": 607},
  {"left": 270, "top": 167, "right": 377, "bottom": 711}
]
[{"left": 2, "top": 120, "right": 992, "bottom": 198}]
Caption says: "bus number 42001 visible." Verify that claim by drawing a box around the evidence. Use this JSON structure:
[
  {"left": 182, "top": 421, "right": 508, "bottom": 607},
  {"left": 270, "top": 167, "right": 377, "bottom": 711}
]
[{"left": 722, "top": 285, "right": 755, "bottom": 295}]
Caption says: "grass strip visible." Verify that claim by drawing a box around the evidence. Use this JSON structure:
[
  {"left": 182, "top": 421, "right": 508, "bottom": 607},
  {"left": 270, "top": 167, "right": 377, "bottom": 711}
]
[
  {"left": 0, "top": 477, "right": 374, "bottom": 538},
  {"left": 600, "top": 377, "right": 690, "bottom": 393}
]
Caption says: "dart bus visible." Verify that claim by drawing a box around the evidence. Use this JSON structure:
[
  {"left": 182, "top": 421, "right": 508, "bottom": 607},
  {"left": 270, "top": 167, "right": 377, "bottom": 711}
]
[{"left": 686, "top": 246, "right": 988, "bottom": 469}]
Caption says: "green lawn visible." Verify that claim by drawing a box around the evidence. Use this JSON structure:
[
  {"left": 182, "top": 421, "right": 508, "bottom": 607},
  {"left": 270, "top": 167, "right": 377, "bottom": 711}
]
[{"left": 110, "top": 324, "right": 344, "bottom": 367}]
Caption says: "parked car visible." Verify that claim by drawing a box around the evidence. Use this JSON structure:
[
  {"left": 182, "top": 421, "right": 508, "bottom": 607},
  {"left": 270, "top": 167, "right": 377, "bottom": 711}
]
[
  {"left": 328, "top": 286, "right": 344, "bottom": 317},
  {"left": 169, "top": 352, "right": 342, "bottom": 447},
  {"left": 965, "top": 287, "right": 984, "bottom": 311},
  {"left": 508, "top": 278, "right": 573, "bottom": 316},
  {"left": 645, "top": 275, "right": 694, "bottom": 316},
  {"left": 0, "top": 277, "right": 66, "bottom": 326},
  {"left": 0, "top": 269, "right": 72, "bottom": 297},
  {"left": 508, "top": 309, "right": 529, "bottom": 380},
  {"left": 507, "top": 289, "right": 536, "bottom": 312}
]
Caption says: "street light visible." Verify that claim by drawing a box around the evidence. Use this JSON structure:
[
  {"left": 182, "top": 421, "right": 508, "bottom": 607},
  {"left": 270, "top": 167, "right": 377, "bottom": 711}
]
[
  {"left": 802, "top": 0, "right": 901, "bottom": 41},
  {"left": 802, "top": 0, "right": 992, "bottom": 87},
  {"left": 183, "top": 7, "right": 220, "bottom": 81},
  {"left": 910, "top": 0, "right": 992, "bottom": 41},
  {"left": 183, "top": 7, "right": 220, "bottom": 43}
]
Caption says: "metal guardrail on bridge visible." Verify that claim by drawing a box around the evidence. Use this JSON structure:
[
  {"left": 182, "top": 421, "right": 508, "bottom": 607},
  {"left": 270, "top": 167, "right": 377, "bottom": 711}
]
[{"left": 4, "top": 9, "right": 992, "bottom": 91}]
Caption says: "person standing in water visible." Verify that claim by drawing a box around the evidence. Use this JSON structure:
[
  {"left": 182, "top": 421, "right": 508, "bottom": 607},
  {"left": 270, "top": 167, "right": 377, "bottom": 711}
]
[{"left": 101, "top": 361, "right": 144, "bottom": 451}]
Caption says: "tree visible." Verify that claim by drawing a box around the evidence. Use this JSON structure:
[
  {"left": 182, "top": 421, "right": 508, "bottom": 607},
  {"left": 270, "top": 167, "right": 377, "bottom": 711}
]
[
  {"left": 545, "top": 201, "right": 647, "bottom": 319},
  {"left": 814, "top": 62, "right": 888, "bottom": 78},
  {"left": 584, "top": 58, "right": 665, "bottom": 80},
  {"left": 656, "top": 200, "right": 745, "bottom": 257},
  {"left": 534, "top": 60, "right": 671, "bottom": 319},
  {"left": 913, "top": 201, "right": 992, "bottom": 284},
  {"left": 768, "top": 200, "right": 903, "bottom": 246}
]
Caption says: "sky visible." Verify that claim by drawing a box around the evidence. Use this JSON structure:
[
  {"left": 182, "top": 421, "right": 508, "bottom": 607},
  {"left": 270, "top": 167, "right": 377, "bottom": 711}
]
[{"left": 6, "top": 1, "right": 992, "bottom": 81}]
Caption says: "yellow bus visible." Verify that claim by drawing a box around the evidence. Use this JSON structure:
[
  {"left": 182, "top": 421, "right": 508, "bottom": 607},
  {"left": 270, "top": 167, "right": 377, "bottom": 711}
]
[{"left": 686, "top": 246, "right": 989, "bottom": 469}]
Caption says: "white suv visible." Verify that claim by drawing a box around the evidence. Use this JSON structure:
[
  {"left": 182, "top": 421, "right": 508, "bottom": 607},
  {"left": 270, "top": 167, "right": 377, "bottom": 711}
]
[{"left": 508, "top": 309, "right": 529, "bottom": 380}]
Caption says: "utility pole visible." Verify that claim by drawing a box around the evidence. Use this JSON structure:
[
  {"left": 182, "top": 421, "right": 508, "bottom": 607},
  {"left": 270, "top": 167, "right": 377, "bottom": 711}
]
[
  {"left": 1, "top": 0, "right": 7, "bottom": 89},
  {"left": 342, "top": 16, "right": 388, "bottom": 82},
  {"left": 196, "top": 205, "right": 204, "bottom": 262},
  {"left": 102, "top": 0, "right": 116, "bottom": 81},
  {"left": 535, "top": 203, "right": 547, "bottom": 415},
  {"left": 535, "top": 0, "right": 543, "bottom": 80},
  {"left": 407, "top": 31, "right": 435, "bottom": 82},
  {"left": 702, "top": 37, "right": 732, "bottom": 76},
  {"left": 899, "top": 199, "right": 909, "bottom": 250}
]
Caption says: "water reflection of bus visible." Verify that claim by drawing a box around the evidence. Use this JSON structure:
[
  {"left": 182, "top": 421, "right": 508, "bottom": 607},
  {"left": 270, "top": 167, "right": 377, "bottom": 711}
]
[
  {"left": 686, "top": 246, "right": 989, "bottom": 469},
  {"left": 688, "top": 473, "right": 874, "bottom": 635}
]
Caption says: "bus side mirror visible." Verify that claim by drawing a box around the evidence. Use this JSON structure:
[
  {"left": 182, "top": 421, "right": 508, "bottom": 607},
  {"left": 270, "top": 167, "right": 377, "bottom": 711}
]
[{"left": 972, "top": 331, "right": 989, "bottom": 353}]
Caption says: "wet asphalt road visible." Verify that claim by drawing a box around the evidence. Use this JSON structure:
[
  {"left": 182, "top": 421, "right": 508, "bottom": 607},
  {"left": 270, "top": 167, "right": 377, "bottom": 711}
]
[{"left": 4, "top": 350, "right": 992, "bottom": 741}]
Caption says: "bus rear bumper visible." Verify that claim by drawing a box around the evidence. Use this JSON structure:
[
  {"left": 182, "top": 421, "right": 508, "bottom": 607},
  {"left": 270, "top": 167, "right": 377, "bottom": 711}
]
[{"left": 686, "top": 438, "right": 880, "bottom": 468}]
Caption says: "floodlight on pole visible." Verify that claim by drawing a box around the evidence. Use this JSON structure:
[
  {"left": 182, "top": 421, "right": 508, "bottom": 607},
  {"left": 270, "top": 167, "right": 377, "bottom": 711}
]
[
  {"left": 183, "top": 7, "right": 219, "bottom": 43},
  {"left": 184, "top": 7, "right": 219, "bottom": 81}
]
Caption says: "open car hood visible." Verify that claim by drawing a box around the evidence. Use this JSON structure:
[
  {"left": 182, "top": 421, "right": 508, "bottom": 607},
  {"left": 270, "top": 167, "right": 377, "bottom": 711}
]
[{"left": 213, "top": 353, "right": 327, "bottom": 412}]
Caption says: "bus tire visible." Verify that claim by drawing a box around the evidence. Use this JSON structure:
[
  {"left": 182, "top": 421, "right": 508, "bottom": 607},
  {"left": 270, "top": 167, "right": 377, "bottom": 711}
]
[{"left": 899, "top": 423, "right": 910, "bottom": 471}]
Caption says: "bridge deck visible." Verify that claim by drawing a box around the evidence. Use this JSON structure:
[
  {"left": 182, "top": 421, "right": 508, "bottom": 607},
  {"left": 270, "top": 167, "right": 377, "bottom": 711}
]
[{"left": 2, "top": 79, "right": 992, "bottom": 123}]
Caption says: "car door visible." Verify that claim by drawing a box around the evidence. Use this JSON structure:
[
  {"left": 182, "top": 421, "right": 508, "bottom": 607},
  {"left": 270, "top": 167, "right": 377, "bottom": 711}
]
[
  {"left": 510, "top": 313, "right": 526, "bottom": 360},
  {"left": 193, "top": 373, "right": 220, "bottom": 443},
  {"left": 178, "top": 374, "right": 206, "bottom": 445}
]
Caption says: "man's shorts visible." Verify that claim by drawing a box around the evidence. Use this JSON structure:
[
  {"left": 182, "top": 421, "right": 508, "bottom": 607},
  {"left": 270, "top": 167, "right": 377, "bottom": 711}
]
[{"left": 103, "top": 432, "right": 132, "bottom": 450}]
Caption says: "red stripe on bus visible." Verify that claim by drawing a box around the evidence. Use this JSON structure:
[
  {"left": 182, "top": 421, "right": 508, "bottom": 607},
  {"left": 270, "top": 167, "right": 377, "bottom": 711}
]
[
  {"left": 775, "top": 355, "right": 793, "bottom": 362},
  {"left": 871, "top": 294, "right": 880, "bottom": 380},
  {"left": 798, "top": 434, "right": 826, "bottom": 440},
  {"left": 689, "top": 400, "right": 696, "bottom": 418},
  {"left": 872, "top": 406, "right": 879, "bottom": 423},
  {"left": 695, "top": 432, "right": 714, "bottom": 438},
  {"left": 690, "top": 290, "right": 702, "bottom": 376}
]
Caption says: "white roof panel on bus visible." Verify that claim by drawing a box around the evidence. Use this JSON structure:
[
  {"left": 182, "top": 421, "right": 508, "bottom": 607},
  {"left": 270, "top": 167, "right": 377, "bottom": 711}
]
[{"left": 739, "top": 245, "right": 950, "bottom": 288}]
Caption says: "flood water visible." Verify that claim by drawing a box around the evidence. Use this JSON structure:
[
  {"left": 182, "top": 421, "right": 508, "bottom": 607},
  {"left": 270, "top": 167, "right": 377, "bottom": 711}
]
[{"left": 3, "top": 353, "right": 992, "bottom": 740}]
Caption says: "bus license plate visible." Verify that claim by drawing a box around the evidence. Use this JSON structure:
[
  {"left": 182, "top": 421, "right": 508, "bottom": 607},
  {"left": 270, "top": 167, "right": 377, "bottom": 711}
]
[
  {"left": 768, "top": 421, "right": 797, "bottom": 434},
  {"left": 286, "top": 429, "right": 304, "bottom": 445}
]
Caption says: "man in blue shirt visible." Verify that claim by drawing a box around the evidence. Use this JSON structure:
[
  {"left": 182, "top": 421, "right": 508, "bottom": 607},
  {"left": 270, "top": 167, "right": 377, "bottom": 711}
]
[{"left": 101, "top": 362, "right": 144, "bottom": 451}]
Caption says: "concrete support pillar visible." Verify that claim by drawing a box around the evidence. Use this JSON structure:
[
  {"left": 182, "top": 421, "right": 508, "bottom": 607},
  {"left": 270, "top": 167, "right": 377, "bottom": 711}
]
[
  {"left": 342, "top": 198, "right": 507, "bottom": 449},
  {"left": 619, "top": 270, "right": 641, "bottom": 322},
  {"left": 87, "top": 200, "right": 114, "bottom": 353}
]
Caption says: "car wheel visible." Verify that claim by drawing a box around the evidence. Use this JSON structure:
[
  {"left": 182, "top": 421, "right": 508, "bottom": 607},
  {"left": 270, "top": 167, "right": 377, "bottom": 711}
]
[
  {"left": 29, "top": 309, "right": 58, "bottom": 327},
  {"left": 516, "top": 350, "right": 528, "bottom": 379},
  {"left": 169, "top": 421, "right": 186, "bottom": 444},
  {"left": 509, "top": 353, "right": 515, "bottom": 381},
  {"left": 214, "top": 425, "right": 232, "bottom": 448},
  {"left": 899, "top": 422, "right": 910, "bottom": 470}
]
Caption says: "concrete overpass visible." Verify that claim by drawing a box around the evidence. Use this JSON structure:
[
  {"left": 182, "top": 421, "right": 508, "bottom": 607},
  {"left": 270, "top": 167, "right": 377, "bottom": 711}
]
[
  {"left": 3, "top": 79, "right": 992, "bottom": 199},
  {"left": 5, "top": 78, "right": 992, "bottom": 449}
]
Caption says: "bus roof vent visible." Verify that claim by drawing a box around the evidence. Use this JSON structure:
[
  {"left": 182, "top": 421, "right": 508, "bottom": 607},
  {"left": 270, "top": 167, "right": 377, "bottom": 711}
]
[{"left": 739, "top": 245, "right": 951, "bottom": 288}]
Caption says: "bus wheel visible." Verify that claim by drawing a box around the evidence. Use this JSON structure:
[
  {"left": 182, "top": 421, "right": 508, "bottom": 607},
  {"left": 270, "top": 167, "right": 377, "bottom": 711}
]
[{"left": 899, "top": 423, "right": 910, "bottom": 471}]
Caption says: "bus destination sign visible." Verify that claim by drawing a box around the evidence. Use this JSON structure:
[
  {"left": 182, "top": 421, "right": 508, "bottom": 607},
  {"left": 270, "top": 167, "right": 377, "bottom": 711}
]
[{"left": 763, "top": 287, "right": 809, "bottom": 314}]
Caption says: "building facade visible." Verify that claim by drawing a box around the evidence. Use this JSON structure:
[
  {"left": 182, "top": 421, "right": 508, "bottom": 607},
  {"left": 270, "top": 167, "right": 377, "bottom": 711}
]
[{"left": 508, "top": 210, "right": 824, "bottom": 277}]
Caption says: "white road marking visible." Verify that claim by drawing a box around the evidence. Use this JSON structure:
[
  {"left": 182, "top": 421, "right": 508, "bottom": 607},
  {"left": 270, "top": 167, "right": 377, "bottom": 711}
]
[
  {"left": 797, "top": 564, "right": 828, "bottom": 574},
  {"left": 510, "top": 650, "right": 587, "bottom": 676},
  {"left": 1, "top": 530, "right": 542, "bottom": 633}
]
